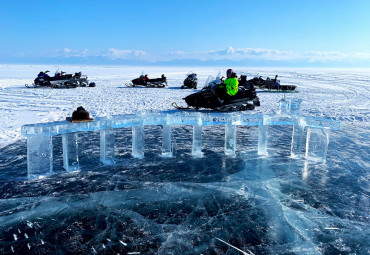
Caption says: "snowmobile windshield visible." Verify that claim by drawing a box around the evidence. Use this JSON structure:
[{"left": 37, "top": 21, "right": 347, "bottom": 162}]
[
  {"left": 205, "top": 75, "right": 223, "bottom": 86},
  {"left": 216, "top": 71, "right": 221, "bottom": 79},
  {"left": 203, "top": 75, "right": 221, "bottom": 94},
  {"left": 204, "top": 75, "right": 215, "bottom": 87},
  {"left": 54, "top": 69, "right": 60, "bottom": 76}
]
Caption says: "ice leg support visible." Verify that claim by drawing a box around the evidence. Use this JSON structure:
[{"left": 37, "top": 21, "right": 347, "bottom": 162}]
[
  {"left": 225, "top": 125, "right": 236, "bottom": 157},
  {"left": 27, "top": 135, "right": 53, "bottom": 179},
  {"left": 305, "top": 127, "right": 330, "bottom": 163},
  {"left": 258, "top": 125, "right": 268, "bottom": 156},
  {"left": 100, "top": 127, "right": 115, "bottom": 165},
  {"left": 192, "top": 125, "right": 202, "bottom": 157},
  {"left": 132, "top": 126, "right": 144, "bottom": 158},
  {"left": 62, "top": 133, "right": 80, "bottom": 172},
  {"left": 161, "top": 125, "right": 172, "bottom": 157}
]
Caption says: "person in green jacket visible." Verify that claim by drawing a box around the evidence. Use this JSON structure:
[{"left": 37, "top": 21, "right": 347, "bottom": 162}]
[{"left": 216, "top": 69, "right": 239, "bottom": 102}]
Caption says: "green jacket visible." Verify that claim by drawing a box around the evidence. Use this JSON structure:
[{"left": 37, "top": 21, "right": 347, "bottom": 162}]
[{"left": 223, "top": 77, "right": 239, "bottom": 96}]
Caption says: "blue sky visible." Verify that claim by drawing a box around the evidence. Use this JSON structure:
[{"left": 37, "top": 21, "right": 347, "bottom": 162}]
[{"left": 1, "top": 0, "right": 370, "bottom": 67}]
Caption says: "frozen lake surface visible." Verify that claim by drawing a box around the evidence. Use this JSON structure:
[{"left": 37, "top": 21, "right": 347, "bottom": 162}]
[{"left": 0, "top": 65, "right": 369, "bottom": 254}]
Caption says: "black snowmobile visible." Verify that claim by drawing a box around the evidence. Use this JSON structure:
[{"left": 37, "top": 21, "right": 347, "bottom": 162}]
[
  {"left": 126, "top": 74, "right": 167, "bottom": 88},
  {"left": 181, "top": 73, "right": 198, "bottom": 89},
  {"left": 174, "top": 74, "right": 260, "bottom": 111},
  {"left": 25, "top": 70, "right": 95, "bottom": 88},
  {"left": 247, "top": 75, "right": 297, "bottom": 92}
]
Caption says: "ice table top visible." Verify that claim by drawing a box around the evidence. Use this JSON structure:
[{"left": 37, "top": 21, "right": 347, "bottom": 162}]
[{"left": 21, "top": 111, "right": 342, "bottom": 137}]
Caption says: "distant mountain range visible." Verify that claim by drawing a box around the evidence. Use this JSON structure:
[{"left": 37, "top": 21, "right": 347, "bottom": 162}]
[{"left": 2, "top": 56, "right": 370, "bottom": 68}]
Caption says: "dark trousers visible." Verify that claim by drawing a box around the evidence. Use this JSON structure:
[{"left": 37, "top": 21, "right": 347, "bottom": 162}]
[{"left": 216, "top": 86, "right": 230, "bottom": 101}]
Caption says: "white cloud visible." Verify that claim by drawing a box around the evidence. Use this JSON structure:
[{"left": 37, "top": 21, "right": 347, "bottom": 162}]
[
  {"left": 55, "top": 48, "right": 147, "bottom": 60},
  {"left": 58, "top": 48, "right": 89, "bottom": 57},
  {"left": 168, "top": 51, "right": 187, "bottom": 56},
  {"left": 352, "top": 52, "right": 370, "bottom": 60},
  {"left": 106, "top": 48, "right": 146, "bottom": 59},
  {"left": 303, "top": 51, "right": 348, "bottom": 63},
  {"left": 168, "top": 46, "right": 295, "bottom": 61},
  {"left": 208, "top": 46, "right": 283, "bottom": 56}
]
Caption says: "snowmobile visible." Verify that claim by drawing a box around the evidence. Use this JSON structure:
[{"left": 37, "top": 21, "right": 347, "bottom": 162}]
[
  {"left": 126, "top": 74, "right": 167, "bottom": 88},
  {"left": 181, "top": 73, "right": 198, "bottom": 89},
  {"left": 25, "top": 70, "right": 95, "bottom": 88},
  {"left": 247, "top": 75, "right": 297, "bottom": 92},
  {"left": 173, "top": 74, "right": 260, "bottom": 111}
]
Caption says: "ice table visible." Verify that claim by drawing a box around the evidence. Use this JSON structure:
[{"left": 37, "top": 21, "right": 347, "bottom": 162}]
[{"left": 21, "top": 109, "right": 342, "bottom": 179}]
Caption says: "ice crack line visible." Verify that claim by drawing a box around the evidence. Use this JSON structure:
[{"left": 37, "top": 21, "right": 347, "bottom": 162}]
[{"left": 215, "top": 237, "right": 254, "bottom": 255}]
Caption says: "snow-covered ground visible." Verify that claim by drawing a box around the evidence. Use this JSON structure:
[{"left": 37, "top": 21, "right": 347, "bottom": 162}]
[{"left": 0, "top": 65, "right": 369, "bottom": 148}]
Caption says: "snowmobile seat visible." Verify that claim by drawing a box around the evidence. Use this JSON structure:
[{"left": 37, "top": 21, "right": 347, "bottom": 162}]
[
  {"left": 239, "top": 75, "right": 247, "bottom": 87},
  {"left": 49, "top": 76, "right": 63, "bottom": 81},
  {"left": 228, "top": 89, "right": 256, "bottom": 101},
  {"left": 148, "top": 77, "right": 166, "bottom": 83},
  {"left": 74, "top": 72, "right": 81, "bottom": 79}
]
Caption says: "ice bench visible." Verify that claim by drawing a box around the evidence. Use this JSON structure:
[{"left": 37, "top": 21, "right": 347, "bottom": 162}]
[{"left": 21, "top": 99, "right": 342, "bottom": 179}]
